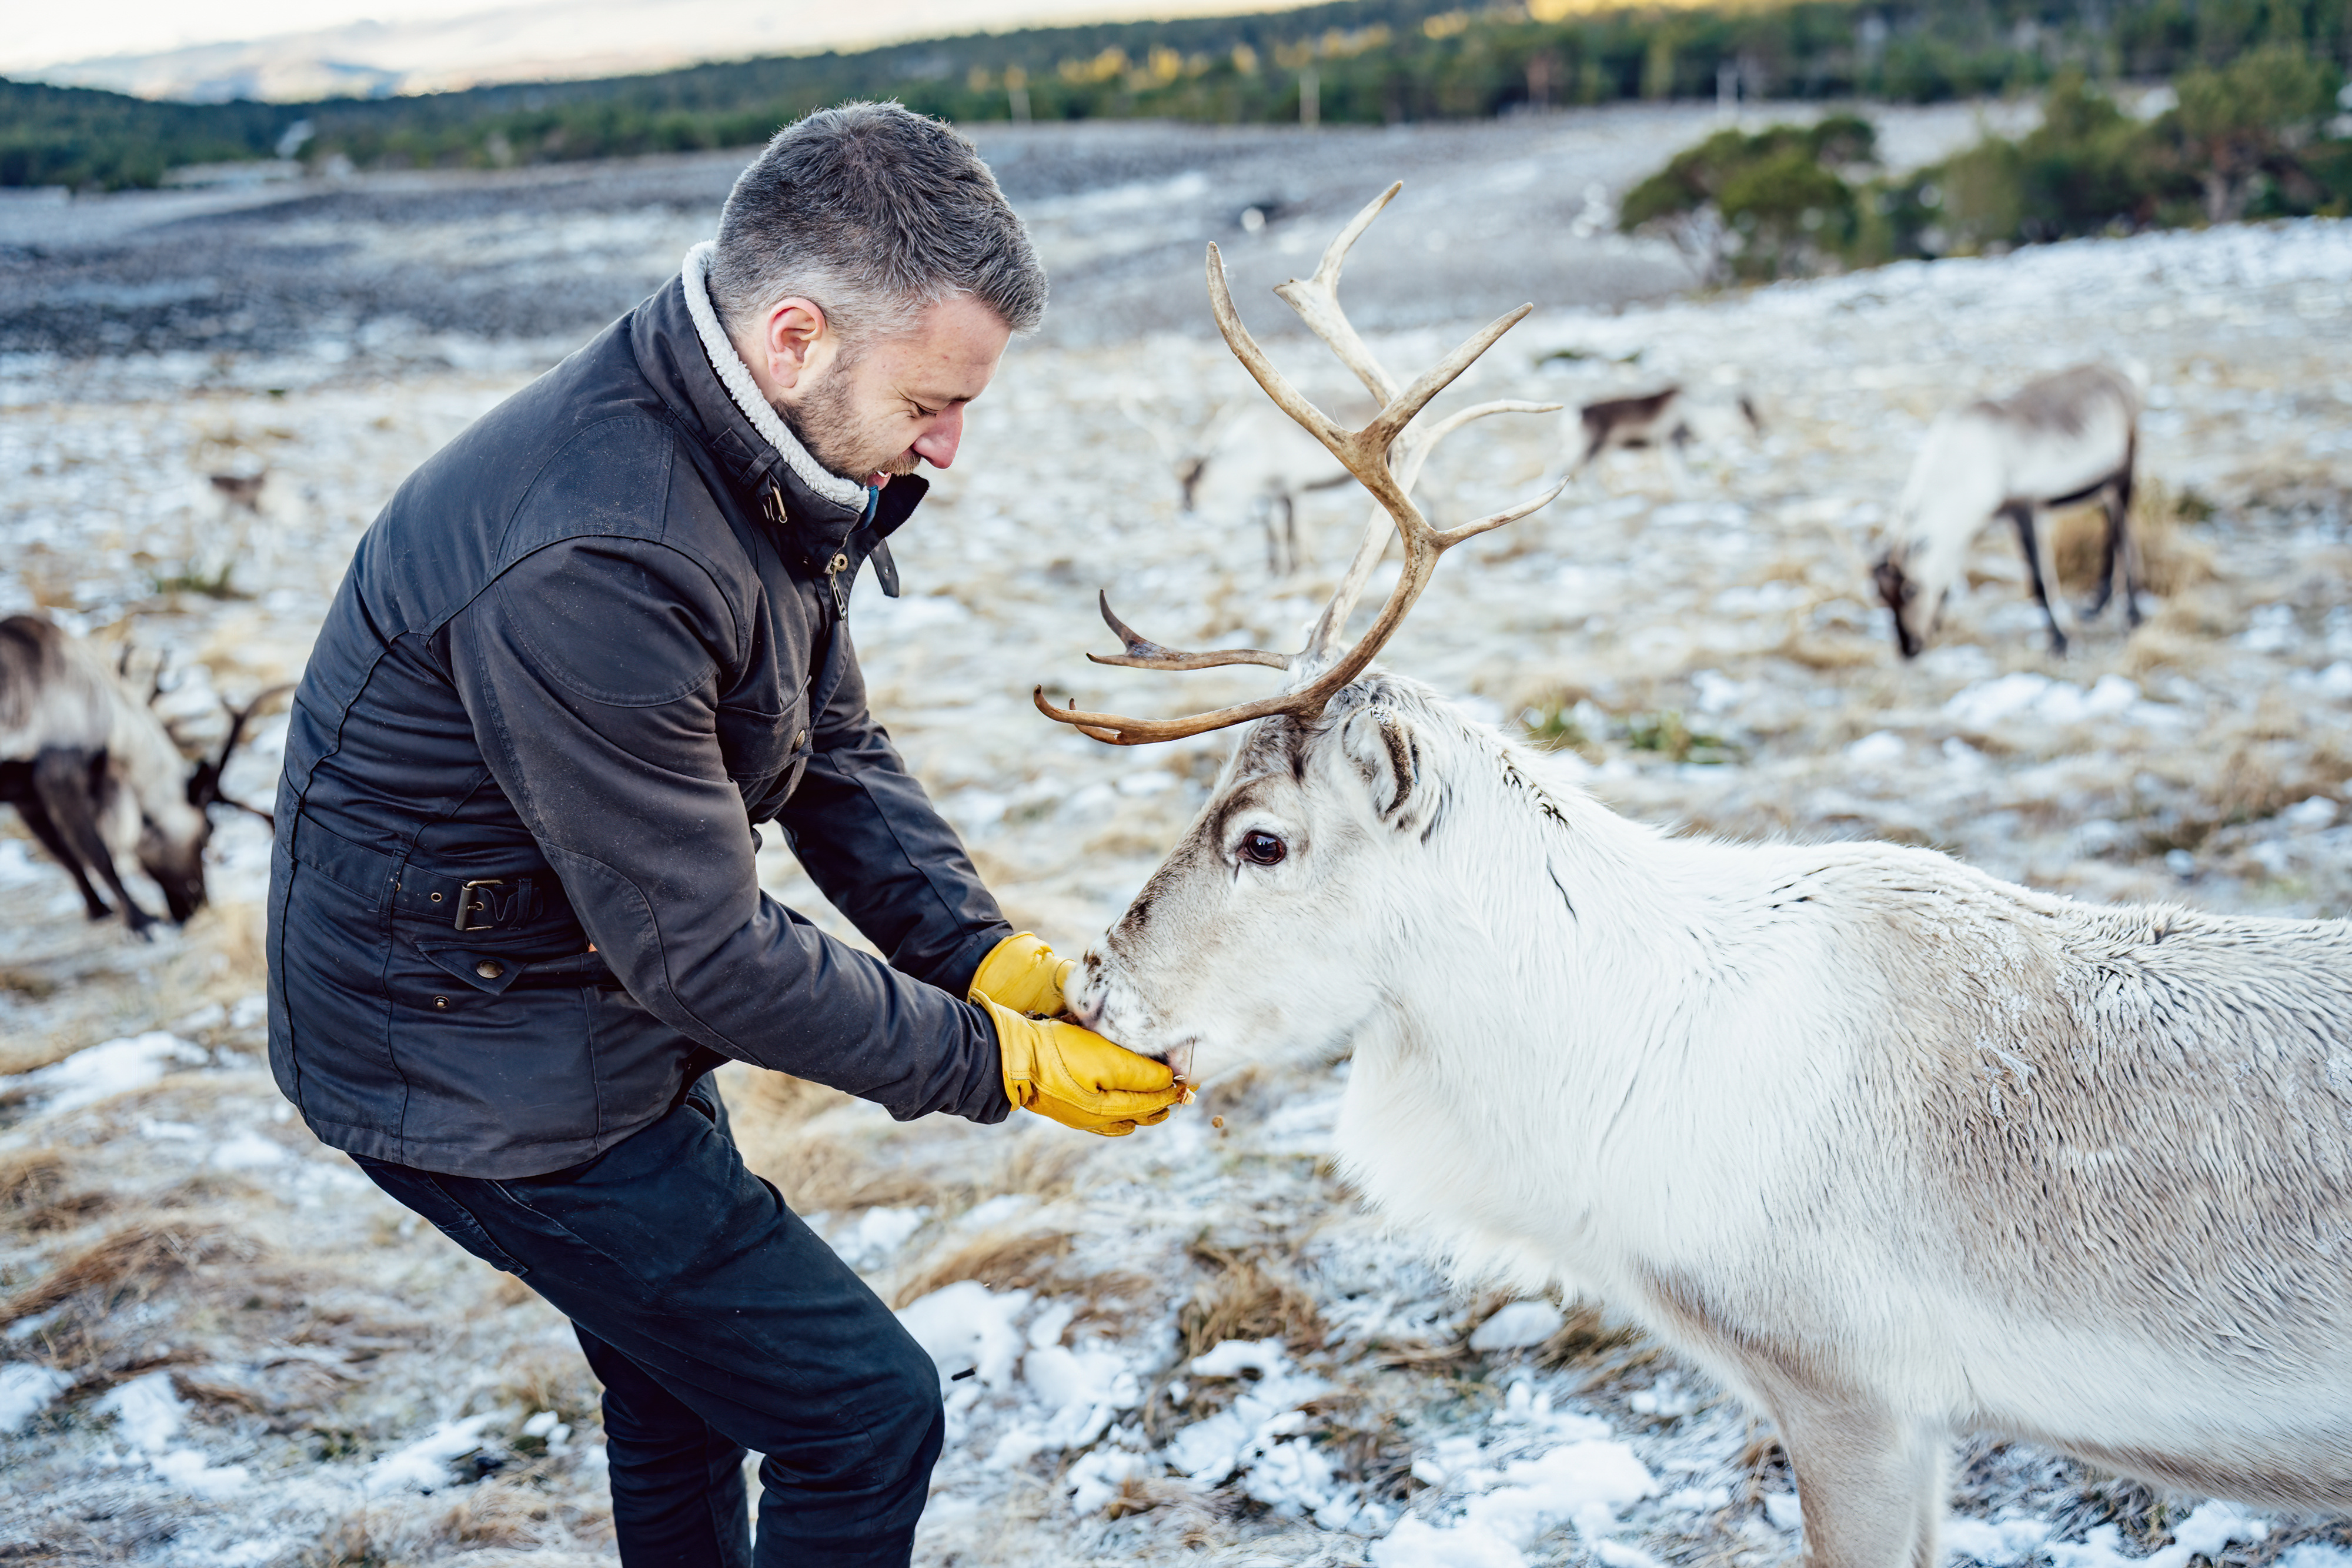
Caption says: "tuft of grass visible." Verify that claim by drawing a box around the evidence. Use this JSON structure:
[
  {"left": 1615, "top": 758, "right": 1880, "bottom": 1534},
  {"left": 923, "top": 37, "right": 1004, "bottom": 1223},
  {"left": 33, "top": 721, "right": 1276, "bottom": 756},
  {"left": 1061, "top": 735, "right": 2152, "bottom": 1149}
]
[
  {"left": 891, "top": 1228, "right": 1071, "bottom": 1309},
  {"left": 153, "top": 562, "right": 250, "bottom": 600},
  {"left": 1623, "top": 709, "right": 1741, "bottom": 765},
  {"left": 433, "top": 1480, "right": 552, "bottom": 1549},
  {"left": 0, "top": 1149, "right": 110, "bottom": 1236},
  {"left": 1, "top": 1222, "right": 235, "bottom": 1324},
  {"left": 2050, "top": 479, "right": 2216, "bottom": 601},
  {"left": 1175, "top": 1242, "right": 1322, "bottom": 1363}
]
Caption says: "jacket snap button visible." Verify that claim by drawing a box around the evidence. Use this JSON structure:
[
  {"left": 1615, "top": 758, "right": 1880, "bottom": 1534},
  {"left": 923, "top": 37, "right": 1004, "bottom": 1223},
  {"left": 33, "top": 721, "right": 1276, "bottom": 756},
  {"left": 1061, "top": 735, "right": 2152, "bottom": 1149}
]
[
  {"left": 475, "top": 960, "right": 504, "bottom": 979},
  {"left": 433, "top": 995, "right": 450, "bottom": 1009}
]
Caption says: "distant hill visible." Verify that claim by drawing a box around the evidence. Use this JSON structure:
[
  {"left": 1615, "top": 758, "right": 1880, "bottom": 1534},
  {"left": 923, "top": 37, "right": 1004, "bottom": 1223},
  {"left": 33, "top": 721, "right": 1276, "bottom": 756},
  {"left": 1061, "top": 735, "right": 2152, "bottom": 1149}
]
[{"left": 5, "top": 0, "right": 2341, "bottom": 190}]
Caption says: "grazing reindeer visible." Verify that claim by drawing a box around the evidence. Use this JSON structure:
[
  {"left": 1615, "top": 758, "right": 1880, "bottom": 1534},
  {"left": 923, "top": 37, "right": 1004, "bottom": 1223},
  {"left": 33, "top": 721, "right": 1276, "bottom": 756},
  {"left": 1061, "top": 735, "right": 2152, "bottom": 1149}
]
[
  {"left": 1873, "top": 363, "right": 2140, "bottom": 657},
  {"left": 1125, "top": 399, "right": 1354, "bottom": 576},
  {"left": 1036, "top": 188, "right": 2352, "bottom": 1566},
  {"left": 1558, "top": 385, "right": 1763, "bottom": 489},
  {"left": 0, "top": 616, "right": 279, "bottom": 935}
]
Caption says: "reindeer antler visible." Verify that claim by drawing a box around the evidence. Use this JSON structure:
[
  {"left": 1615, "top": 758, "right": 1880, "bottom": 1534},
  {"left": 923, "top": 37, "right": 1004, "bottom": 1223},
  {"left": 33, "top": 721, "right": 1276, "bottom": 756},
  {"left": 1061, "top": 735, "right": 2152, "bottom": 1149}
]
[
  {"left": 1034, "top": 182, "right": 1567, "bottom": 745},
  {"left": 187, "top": 683, "right": 292, "bottom": 824}
]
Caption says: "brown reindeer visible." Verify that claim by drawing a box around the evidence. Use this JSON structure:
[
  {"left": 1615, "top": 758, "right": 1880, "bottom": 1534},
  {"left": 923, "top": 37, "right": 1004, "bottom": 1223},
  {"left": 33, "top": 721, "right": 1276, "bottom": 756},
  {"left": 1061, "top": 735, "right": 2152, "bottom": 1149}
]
[{"left": 0, "top": 616, "right": 280, "bottom": 935}]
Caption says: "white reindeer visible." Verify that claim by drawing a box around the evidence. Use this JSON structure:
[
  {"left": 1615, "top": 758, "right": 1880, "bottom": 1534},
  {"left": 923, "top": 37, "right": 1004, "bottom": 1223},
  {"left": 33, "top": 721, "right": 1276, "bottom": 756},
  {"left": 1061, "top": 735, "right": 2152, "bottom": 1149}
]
[
  {"left": 1034, "top": 189, "right": 2352, "bottom": 1564},
  {"left": 0, "top": 615, "right": 278, "bottom": 934},
  {"left": 1873, "top": 364, "right": 2140, "bottom": 658}
]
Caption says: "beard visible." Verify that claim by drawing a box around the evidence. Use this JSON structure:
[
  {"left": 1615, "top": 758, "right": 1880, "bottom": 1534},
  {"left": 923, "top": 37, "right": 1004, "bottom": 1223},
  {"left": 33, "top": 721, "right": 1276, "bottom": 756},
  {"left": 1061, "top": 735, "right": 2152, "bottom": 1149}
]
[{"left": 774, "top": 357, "right": 918, "bottom": 481}]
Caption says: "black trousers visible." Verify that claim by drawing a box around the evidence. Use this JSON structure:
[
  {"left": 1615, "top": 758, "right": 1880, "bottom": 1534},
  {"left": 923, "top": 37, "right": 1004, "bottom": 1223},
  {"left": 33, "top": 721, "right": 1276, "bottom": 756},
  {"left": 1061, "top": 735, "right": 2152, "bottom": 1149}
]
[{"left": 356, "top": 1077, "right": 944, "bottom": 1567}]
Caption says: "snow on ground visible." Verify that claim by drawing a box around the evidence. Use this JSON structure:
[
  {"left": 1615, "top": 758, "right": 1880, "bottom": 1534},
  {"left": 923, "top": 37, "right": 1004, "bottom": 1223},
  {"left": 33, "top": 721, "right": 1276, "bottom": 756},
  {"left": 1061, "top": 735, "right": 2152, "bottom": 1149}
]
[{"left": 2, "top": 120, "right": 2350, "bottom": 1564}]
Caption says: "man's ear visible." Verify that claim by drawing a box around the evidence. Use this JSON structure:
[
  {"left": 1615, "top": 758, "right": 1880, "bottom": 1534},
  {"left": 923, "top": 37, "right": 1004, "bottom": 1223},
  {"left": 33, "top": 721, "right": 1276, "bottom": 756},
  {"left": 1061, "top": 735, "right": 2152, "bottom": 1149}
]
[
  {"left": 760, "top": 298, "right": 830, "bottom": 392},
  {"left": 1338, "top": 704, "right": 1441, "bottom": 835}
]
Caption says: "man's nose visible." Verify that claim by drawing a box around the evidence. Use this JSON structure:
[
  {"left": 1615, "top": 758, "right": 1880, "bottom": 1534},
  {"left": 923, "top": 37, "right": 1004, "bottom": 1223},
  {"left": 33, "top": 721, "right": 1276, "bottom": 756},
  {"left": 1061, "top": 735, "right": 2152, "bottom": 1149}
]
[{"left": 913, "top": 406, "right": 964, "bottom": 470}]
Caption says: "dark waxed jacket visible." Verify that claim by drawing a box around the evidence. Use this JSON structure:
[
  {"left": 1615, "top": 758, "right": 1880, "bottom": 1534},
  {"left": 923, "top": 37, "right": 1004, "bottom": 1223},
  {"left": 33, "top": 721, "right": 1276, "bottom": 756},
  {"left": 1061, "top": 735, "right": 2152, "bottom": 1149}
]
[{"left": 266, "top": 269, "right": 1014, "bottom": 1178}]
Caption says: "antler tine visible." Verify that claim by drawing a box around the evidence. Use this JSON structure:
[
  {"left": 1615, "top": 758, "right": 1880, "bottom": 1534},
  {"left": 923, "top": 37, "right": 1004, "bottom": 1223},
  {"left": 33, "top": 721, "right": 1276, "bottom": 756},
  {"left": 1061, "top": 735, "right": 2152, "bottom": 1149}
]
[
  {"left": 1086, "top": 591, "right": 1291, "bottom": 672},
  {"left": 1205, "top": 243, "right": 1352, "bottom": 462},
  {"left": 1362, "top": 305, "right": 1534, "bottom": 456},
  {"left": 1272, "top": 181, "right": 1405, "bottom": 406},
  {"left": 1032, "top": 684, "right": 1314, "bottom": 746},
  {"left": 1299, "top": 397, "right": 1563, "bottom": 668}
]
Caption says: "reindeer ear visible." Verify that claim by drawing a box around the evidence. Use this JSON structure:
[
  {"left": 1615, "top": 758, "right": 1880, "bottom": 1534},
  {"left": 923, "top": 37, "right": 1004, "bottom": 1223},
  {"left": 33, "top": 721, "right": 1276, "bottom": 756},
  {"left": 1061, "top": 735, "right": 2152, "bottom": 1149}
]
[{"left": 1338, "top": 704, "right": 1438, "bottom": 834}]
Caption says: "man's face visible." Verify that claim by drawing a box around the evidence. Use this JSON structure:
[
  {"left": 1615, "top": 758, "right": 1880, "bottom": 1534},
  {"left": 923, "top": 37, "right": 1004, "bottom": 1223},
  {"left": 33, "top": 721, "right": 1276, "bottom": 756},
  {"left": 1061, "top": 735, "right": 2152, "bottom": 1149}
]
[{"left": 773, "top": 293, "right": 1011, "bottom": 486}]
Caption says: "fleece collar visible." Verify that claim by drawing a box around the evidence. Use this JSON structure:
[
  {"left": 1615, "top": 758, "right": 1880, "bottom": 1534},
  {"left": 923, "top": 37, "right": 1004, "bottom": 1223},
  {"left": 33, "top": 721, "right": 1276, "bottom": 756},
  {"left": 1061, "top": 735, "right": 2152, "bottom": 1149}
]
[{"left": 679, "top": 241, "right": 867, "bottom": 513}]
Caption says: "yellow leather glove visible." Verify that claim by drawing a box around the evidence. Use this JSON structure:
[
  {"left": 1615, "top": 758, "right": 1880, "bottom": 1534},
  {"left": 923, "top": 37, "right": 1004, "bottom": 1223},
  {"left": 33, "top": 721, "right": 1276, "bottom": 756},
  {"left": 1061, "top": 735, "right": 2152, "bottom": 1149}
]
[
  {"left": 970, "top": 931, "right": 1075, "bottom": 1020},
  {"left": 975, "top": 995, "right": 1184, "bottom": 1137}
]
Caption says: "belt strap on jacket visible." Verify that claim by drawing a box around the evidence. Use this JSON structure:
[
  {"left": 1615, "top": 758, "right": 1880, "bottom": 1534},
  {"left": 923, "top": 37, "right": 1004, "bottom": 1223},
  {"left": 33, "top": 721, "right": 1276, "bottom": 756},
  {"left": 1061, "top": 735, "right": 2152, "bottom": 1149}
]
[{"left": 289, "top": 813, "right": 555, "bottom": 932}]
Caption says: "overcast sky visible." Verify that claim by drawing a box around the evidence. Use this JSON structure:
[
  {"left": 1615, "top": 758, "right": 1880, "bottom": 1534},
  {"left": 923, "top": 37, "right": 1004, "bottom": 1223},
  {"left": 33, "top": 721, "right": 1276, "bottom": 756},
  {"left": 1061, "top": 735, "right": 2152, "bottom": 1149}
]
[{"left": 3, "top": 0, "right": 1295, "bottom": 75}]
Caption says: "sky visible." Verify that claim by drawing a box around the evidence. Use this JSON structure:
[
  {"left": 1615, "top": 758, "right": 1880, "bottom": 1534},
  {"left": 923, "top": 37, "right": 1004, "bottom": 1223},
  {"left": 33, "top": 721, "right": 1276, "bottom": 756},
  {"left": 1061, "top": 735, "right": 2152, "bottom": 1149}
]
[{"left": 1, "top": 0, "right": 1302, "bottom": 79}]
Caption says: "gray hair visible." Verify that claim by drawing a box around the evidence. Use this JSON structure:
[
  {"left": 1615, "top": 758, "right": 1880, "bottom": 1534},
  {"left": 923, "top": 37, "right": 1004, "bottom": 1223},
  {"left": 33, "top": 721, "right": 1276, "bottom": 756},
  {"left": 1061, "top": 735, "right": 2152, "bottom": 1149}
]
[{"left": 709, "top": 101, "right": 1047, "bottom": 346}]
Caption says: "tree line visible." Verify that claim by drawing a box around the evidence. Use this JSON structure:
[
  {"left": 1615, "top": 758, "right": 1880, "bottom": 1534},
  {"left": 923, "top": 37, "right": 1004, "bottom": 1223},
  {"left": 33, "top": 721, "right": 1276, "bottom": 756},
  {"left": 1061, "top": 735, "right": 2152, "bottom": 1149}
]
[{"left": 4, "top": 0, "right": 2348, "bottom": 192}]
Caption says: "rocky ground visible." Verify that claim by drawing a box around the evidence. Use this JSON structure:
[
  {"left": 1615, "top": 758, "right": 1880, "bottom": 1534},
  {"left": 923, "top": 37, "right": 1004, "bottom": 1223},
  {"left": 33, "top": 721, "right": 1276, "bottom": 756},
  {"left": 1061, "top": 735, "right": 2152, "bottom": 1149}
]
[{"left": 3, "top": 108, "right": 2351, "bottom": 1567}]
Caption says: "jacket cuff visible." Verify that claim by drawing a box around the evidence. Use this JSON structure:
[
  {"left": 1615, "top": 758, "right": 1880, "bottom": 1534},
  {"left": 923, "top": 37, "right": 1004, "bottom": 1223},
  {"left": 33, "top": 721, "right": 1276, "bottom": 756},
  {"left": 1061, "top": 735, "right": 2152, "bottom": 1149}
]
[{"left": 934, "top": 920, "right": 1018, "bottom": 1005}]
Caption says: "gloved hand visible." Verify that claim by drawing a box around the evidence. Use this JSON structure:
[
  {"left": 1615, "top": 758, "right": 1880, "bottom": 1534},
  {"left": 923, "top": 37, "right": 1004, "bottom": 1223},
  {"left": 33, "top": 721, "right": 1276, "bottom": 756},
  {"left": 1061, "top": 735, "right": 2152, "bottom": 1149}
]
[
  {"left": 975, "top": 995, "right": 1184, "bottom": 1137},
  {"left": 969, "top": 931, "right": 1075, "bottom": 1020}
]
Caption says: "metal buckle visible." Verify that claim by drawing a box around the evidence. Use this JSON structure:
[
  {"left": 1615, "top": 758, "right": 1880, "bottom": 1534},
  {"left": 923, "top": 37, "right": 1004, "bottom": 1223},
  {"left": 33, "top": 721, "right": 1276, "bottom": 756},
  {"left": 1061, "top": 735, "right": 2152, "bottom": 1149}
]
[{"left": 453, "top": 879, "right": 506, "bottom": 932}]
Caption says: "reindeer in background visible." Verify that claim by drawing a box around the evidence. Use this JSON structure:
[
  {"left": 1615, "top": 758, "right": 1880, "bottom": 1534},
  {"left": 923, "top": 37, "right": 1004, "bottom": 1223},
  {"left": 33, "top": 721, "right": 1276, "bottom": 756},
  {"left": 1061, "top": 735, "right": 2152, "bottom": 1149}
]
[
  {"left": 1873, "top": 363, "right": 2141, "bottom": 657},
  {"left": 1124, "top": 398, "right": 1357, "bottom": 576},
  {"left": 1037, "top": 188, "right": 2352, "bottom": 1564},
  {"left": 1558, "top": 383, "right": 1763, "bottom": 489},
  {"left": 0, "top": 615, "right": 280, "bottom": 935}
]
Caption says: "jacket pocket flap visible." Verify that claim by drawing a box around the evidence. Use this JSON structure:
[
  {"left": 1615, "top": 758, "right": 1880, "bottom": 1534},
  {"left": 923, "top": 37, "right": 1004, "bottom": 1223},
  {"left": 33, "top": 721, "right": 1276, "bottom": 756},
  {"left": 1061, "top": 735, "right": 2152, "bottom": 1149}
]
[{"left": 412, "top": 942, "right": 527, "bottom": 995}]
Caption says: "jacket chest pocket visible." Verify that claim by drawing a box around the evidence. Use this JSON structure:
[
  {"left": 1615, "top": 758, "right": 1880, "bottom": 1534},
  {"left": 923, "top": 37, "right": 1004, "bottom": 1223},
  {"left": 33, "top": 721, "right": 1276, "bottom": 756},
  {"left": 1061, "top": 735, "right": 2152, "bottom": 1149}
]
[{"left": 715, "top": 691, "right": 811, "bottom": 795}]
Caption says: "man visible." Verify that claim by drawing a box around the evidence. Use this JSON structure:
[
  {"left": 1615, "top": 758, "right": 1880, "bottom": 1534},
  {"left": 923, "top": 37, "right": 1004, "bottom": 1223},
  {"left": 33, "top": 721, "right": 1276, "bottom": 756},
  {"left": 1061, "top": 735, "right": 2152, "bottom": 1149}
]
[{"left": 266, "top": 103, "right": 1185, "bottom": 1566}]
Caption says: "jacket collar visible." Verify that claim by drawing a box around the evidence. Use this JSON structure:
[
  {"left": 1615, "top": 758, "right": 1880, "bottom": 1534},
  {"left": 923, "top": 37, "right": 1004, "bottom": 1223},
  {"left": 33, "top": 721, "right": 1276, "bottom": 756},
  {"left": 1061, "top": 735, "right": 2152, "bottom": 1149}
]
[{"left": 630, "top": 245, "right": 927, "bottom": 571}]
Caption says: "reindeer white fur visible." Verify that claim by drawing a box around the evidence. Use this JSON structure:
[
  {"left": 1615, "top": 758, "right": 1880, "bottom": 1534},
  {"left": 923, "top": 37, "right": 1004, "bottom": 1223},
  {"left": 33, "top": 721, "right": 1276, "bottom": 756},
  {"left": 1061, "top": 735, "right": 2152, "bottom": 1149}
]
[
  {"left": 1874, "top": 364, "right": 2140, "bottom": 658},
  {"left": 1039, "top": 188, "right": 2352, "bottom": 1566},
  {"left": 1072, "top": 672, "right": 2352, "bottom": 1560}
]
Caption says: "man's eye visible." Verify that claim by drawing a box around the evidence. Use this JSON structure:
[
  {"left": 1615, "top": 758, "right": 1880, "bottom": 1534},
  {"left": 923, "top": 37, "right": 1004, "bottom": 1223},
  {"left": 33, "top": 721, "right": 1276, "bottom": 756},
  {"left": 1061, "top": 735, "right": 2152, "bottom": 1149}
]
[{"left": 1239, "top": 831, "right": 1287, "bottom": 866}]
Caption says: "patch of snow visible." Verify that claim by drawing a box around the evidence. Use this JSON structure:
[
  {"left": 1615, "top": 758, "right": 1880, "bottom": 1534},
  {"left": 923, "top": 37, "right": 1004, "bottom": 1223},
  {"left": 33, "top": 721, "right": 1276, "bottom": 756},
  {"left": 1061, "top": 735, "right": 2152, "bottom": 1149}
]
[
  {"left": 2281, "top": 795, "right": 2339, "bottom": 830},
  {"left": 1947, "top": 1513, "right": 2055, "bottom": 1564},
  {"left": 362, "top": 1414, "right": 496, "bottom": 1496},
  {"left": 211, "top": 1130, "right": 288, "bottom": 1169},
  {"left": 0, "top": 1363, "right": 72, "bottom": 1430},
  {"left": 822, "top": 1205, "right": 928, "bottom": 1271},
  {"left": 1064, "top": 1446, "right": 1152, "bottom": 1513},
  {"left": 2043, "top": 1502, "right": 2268, "bottom": 1568},
  {"left": 897, "top": 1279, "right": 1030, "bottom": 1392},
  {"left": 1381, "top": 1437, "right": 1656, "bottom": 1567},
  {"left": 1469, "top": 1301, "right": 1566, "bottom": 1352},
  {"left": 1, "top": 1031, "right": 206, "bottom": 1113},
  {"left": 1762, "top": 1489, "right": 1804, "bottom": 1530},
  {"left": 1845, "top": 730, "right": 1906, "bottom": 765},
  {"left": 98, "top": 1369, "right": 186, "bottom": 1453}
]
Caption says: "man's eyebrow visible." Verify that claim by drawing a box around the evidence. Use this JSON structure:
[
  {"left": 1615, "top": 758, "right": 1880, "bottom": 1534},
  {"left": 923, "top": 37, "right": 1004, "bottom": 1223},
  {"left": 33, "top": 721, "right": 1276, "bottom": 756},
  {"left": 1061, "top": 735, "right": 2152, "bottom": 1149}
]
[{"left": 903, "top": 385, "right": 981, "bottom": 406}]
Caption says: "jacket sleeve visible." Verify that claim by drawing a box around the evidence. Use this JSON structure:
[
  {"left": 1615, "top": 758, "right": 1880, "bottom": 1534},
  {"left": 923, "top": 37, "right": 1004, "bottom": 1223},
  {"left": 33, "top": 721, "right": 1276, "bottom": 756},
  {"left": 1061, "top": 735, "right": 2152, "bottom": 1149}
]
[
  {"left": 446, "top": 535, "right": 1010, "bottom": 1125},
  {"left": 774, "top": 621, "right": 1015, "bottom": 1000}
]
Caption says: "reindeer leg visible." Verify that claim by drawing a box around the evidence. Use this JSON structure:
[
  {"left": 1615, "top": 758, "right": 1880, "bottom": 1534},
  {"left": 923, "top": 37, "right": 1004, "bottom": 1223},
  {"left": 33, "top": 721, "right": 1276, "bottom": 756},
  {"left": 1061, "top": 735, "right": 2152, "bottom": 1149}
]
[
  {"left": 1771, "top": 1396, "right": 1946, "bottom": 1568},
  {"left": 1278, "top": 493, "right": 1298, "bottom": 577},
  {"left": 33, "top": 748, "right": 157, "bottom": 936},
  {"left": 13, "top": 791, "right": 112, "bottom": 920},
  {"left": 2083, "top": 482, "right": 2120, "bottom": 620},
  {"left": 2010, "top": 503, "right": 2069, "bottom": 656},
  {"left": 2113, "top": 465, "right": 2144, "bottom": 628}
]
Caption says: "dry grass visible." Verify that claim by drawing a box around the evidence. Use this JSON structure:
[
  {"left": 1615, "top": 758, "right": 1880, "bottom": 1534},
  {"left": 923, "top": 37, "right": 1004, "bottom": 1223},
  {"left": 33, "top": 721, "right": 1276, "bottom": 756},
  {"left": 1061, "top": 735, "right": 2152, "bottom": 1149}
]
[
  {"left": 0, "top": 1149, "right": 111, "bottom": 1236},
  {"left": 0, "top": 1221, "right": 239, "bottom": 1324},
  {"left": 435, "top": 1478, "right": 556, "bottom": 1549},
  {"left": 1174, "top": 1242, "right": 1322, "bottom": 1364},
  {"left": 2051, "top": 479, "right": 2217, "bottom": 600},
  {"left": 891, "top": 1228, "right": 1073, "bottom": 1309},
  {"left": 495, "top": 1346, "right": 603, "bottom": 1427}
]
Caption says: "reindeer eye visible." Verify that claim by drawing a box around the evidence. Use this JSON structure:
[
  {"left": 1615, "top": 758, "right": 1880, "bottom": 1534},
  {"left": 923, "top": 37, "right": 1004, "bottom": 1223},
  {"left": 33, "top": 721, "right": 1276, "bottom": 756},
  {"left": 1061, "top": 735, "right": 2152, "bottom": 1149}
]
[{"left": 1239, "top": 831, "right": 1287, "bottom": 866}]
